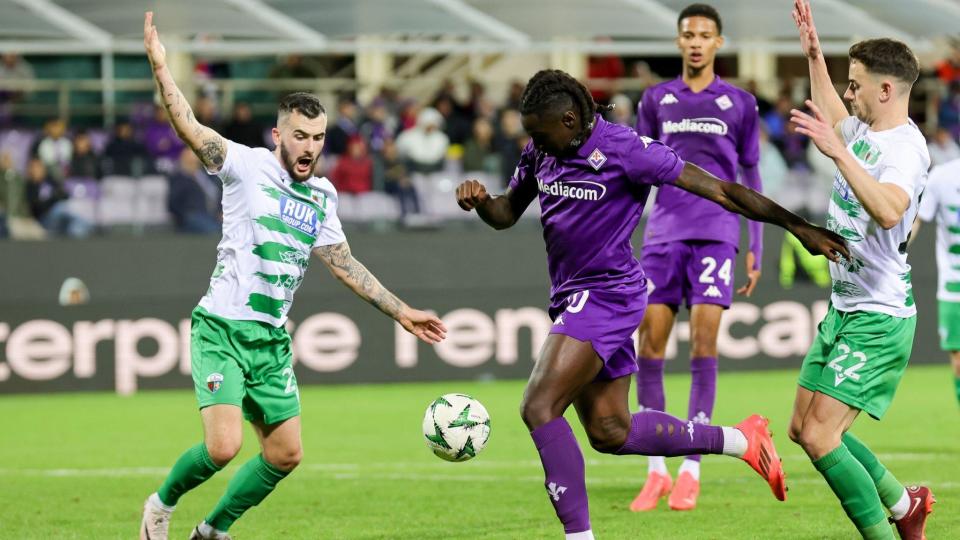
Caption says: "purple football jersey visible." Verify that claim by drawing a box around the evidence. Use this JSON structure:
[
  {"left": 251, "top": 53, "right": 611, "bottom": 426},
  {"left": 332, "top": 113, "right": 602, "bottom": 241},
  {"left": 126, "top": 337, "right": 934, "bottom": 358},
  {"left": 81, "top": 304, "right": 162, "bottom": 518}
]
[
  {"left": 637, "top": 77, "right": 760, "bottom": 246},
  {"left": 509, "top": 115, "right": 685, "bottom": 301}
]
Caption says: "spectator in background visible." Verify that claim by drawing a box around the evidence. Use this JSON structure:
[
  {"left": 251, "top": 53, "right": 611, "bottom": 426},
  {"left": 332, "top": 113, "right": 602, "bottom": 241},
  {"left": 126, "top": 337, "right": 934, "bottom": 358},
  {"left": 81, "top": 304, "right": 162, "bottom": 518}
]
[
  {"left": 496, "top": 108, "right": 528, "bottom": 182},
  {"left": 34, "top": 118, "right": 72, "bottom": 179},
  {"left": 330, "top": 136, "right": 373, "bottom": 194},
  {"left": 938, "top": 82, "right": 960, "bottom": 139},
  {"left": 381, "top": 137, "right": 419, "bottom": 217},
  {"left": 396, "top": 107, "right": 449, "bottom": 173},
  {"left": 461, "top": 117, "right": 499, "bottom": 175},
  {"left": 936, "top": 43, "right": 960, "bottom": 84},
  {"left": 325, "top": 96, "right": 359, "bottom": 157},
  {"left": 434, "top": 94, "right": 471, "bottom": 145},
  {"left": 0, "top": 53, "right": 35, "bottom": 124},
  {"left": 625, "top": 61, "right": 660, "bottom": 106},
  {"left": 757, "top": 124, "right": 788, "bottom": 202},
  {"left": 194, "top": 95, "right": 221, "bottom": 133},
  {"left": 144, "top": 105, "right": 186, "bottom": 171},
  {"left": 223, "top": 102, "right": 264, "bottom": 148},
  {"left": 268, "top": 54, "right": 319, "bottom": 79},
  {"left": 25, "top": 157, "right": 90, "bottom": 238},
  {"left": 505, "top": 80, "right": 525, "bottom": 110},
  {"left": 746, "top": 79, "right": 774, "bottom": 118},
  {"left": 361, "top": 97, "right": 395, "bottom": 155},
  {"left": 587, "top": 40, "right": 625, "bottom": 104},
  {"left": 607, "top": 93, "right": 633, "bottom": 127},
  {"left": 397, "top": 99, "right": 419, "bottom": 132},
  {"left": 69, "top": 130, "right": 102, "bottom": 180},
  {"left": 0, "top": 152, "right": 43, "bottom": 240},
  {"left": 928, "top": 126, "right": 960, "bottom": 166},
  {"left": 103, "top": 121, "right": 149, "bottom": 176},
  {"left": 166, "top": 147, "right": 220, "bottom": 234}
]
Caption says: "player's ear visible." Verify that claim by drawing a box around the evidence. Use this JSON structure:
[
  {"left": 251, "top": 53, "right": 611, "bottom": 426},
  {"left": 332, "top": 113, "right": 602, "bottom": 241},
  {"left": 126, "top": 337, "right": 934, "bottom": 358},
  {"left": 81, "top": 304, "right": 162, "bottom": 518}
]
[
  {"left": 716, "top": 34, "right": 725, "bottom": 49},
  {"left": 879, "top": 80, "right": 895, "bottom": 103},
  {"left": 562, "top": 110, "right": 577, "bottom": 130},
  {"left": 271, "top": 126, "right": 281, "bottom": 147}
]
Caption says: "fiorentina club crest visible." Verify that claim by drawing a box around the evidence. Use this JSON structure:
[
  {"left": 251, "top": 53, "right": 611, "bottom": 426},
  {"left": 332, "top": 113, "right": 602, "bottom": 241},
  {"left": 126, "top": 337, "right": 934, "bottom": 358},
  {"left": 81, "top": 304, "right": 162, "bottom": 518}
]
[
  {"left": 206, "top": 372, "right": 224, "bottom": 393},
  {"left": 715, "top": 95, "right": 733, "bottom": 111},
  {"left": 588, "top": 148, "right": 606, "bottom": 171}
]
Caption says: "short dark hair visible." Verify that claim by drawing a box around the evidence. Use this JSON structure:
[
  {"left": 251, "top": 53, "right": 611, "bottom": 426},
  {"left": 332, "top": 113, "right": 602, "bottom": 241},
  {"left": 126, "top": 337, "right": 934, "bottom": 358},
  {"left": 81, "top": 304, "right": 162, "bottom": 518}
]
[
  {"left": 278, "top": 92, "right": 325, "bottom": 119},
  {"left": 848, "top": 38, "right": 920, "bottom": 86},
  {"left": 678, "top": 3, "right": 722, "bottom": 35},
  {"left": 519, "top": 69, "right": 597, "bottom": 132}
]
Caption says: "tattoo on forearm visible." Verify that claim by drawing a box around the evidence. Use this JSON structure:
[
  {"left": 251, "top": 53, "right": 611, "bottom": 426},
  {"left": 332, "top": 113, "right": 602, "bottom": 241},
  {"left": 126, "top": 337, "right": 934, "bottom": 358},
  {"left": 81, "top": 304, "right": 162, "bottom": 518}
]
[
  {"left": 317, "top": 243, "right": 403, "bottom": 318},
  {"left": 152, "top": 67, "right": 224, "bottom": 169}
]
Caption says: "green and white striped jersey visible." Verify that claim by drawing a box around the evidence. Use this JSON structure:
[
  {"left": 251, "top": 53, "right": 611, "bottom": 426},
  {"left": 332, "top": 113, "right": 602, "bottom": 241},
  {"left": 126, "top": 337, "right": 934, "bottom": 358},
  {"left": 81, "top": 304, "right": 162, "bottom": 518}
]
[
  {"left": 918, "top": 158, "right": 960, "bottom": 302},
  {"left": 198, "top": 140, "right": 346, "bottom": 327},
  {"left": 826, "top": 116, "right": 929, "bottom": 317}
]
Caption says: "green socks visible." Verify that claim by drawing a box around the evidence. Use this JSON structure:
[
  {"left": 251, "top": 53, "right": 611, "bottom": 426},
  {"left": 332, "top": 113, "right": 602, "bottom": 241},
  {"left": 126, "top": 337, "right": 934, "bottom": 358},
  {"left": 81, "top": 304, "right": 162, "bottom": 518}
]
[
  {"left": 206, "top": 454, "right": 290, "bottom": 532},
  {"left": 842, "top": 432, "right": 905, "bottom": 510},
  {"left": 813, "top": 445, "right": 893, "bottom": 540},
  {"left": 954, "top": 375, "right": 960, "bottom": 407},
  {"left": 157, "top": 443, "right": 223, "bottom": 507}
]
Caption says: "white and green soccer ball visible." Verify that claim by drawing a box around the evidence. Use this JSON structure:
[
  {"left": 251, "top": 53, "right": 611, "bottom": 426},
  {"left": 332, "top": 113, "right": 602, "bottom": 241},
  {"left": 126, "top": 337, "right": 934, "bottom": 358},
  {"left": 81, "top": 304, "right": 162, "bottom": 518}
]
[{"left": 422, "top": 393, "right": 491, "bottom": 462}]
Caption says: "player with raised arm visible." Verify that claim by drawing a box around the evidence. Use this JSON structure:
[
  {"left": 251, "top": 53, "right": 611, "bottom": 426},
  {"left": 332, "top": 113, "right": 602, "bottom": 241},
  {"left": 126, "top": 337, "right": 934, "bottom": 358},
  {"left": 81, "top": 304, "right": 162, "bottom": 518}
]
[
  {"left": 788, "top": 2, "right": 934, "bottom": 539},
  {"left": 138, "top": 13, "right": 445, "bottom": 540},
  {"left": 456, "top": 69, "right": 848, "bottom": 539},
  {"left": 631, "top": 3, "right": 765, "bottom": 512},
  {"left": 911, "top": 158, "right": 960, "bottom": 409}
]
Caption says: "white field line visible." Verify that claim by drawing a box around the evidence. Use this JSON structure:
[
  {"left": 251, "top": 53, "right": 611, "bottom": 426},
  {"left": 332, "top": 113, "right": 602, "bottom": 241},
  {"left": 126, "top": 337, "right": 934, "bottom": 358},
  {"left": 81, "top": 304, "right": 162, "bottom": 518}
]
[{"left": 0, "top": 452, "right": 954, "bottom": 482}]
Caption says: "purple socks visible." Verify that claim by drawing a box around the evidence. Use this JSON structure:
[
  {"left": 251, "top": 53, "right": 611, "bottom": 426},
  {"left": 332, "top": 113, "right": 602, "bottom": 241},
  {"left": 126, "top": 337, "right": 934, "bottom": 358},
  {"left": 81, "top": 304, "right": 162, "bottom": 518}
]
[
  {"left": 686, "top": 356, "right": 718, "bottom": 462},
  {"left": 530, "top": 417, "right": 591, "bottom": 534},
  {"left": 636, "top": 357, "right": 666, "bottom": 412},
  {"left": 615, "top": 409, "right": 725, "bottom": 457}
]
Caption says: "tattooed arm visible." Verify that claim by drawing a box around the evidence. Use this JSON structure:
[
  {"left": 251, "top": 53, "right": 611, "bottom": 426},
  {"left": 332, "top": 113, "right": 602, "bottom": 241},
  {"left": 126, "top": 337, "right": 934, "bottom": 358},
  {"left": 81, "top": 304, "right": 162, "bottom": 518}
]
[
  {"left": 314, "top": 242, "right": 447, "bottom": 344},
  {"left": 143, "top": 12, "right": 226, "bottom": 171}
]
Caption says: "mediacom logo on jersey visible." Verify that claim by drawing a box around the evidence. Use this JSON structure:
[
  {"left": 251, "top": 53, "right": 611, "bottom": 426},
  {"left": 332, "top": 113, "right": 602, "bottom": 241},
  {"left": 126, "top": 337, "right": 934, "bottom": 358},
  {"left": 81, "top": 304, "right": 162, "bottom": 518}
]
[
  {"left": 661, "top": 117, "right": 728, "bottom": 136},
  {"left": 537, "top": 178, "right": 606, "bottom": 201}
]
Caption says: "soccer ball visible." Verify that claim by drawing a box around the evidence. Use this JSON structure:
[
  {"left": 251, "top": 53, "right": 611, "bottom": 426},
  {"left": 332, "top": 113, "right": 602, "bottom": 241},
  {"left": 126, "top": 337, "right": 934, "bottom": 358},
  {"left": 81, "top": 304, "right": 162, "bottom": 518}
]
[{"left": 422, "top": 393, "right": 491, "bottom": 462}]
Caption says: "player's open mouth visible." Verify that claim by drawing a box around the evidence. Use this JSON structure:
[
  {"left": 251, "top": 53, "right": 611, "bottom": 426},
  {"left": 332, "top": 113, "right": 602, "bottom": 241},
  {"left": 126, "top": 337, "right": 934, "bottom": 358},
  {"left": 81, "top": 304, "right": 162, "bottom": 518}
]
[
  {"left": 690, "top": 53, "right": 703, "bottom": 62},
  {"left": 295, "top": 157, "right": 312, "bottom": 174}
]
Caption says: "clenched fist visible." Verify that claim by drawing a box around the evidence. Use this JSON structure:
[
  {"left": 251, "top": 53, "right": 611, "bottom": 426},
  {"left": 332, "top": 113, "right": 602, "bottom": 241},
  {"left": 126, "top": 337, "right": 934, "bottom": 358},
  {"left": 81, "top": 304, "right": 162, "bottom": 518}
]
[{"left": 456, "top": 179, "right": 490, "bottom": 211}]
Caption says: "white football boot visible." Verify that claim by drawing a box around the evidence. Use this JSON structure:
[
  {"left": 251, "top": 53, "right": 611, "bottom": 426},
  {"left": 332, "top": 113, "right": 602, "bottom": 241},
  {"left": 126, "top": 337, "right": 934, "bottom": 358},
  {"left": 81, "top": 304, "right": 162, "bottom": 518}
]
[{"left": 139, "top": 493, "right": 173, "bottom": 540}]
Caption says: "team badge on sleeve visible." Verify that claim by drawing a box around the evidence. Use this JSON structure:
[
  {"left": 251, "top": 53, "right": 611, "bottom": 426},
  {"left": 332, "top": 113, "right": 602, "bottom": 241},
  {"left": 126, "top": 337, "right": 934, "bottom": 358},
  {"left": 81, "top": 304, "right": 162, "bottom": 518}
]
[
  {"left": 206, "top": 372, "right": 224, "bottom": 393},
  {"left": 588, "top": 149, "right": 607, "bottom": 171}
]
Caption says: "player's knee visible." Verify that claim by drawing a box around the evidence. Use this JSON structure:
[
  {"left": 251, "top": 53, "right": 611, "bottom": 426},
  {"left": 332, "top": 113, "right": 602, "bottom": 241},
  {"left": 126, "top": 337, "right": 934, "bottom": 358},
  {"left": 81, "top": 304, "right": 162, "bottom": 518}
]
[
  {"left": 206, "top": 439, "right": 242, "bottom": 467},
  {"left": 787, "top": 420, "right": 804, "bottom": 445},
  {"left": 519, "top": 397, "right": 561, "bottom": 431},
  {"left": 797, "top": 422, "right": 839, "bottom": 460},
  {"left": 265, "top": 445, "right": 302, "bottom": 472},
  {"left": 690, "top": 340, "right": 718, "bottom": 359},
  {"left": 585, "top": 415, "right": 630, "bottom": 454}
]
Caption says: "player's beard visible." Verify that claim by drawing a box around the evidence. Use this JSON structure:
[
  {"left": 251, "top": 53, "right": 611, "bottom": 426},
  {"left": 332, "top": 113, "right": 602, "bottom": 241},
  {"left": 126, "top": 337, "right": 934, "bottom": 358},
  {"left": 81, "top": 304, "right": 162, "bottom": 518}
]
[{"left": 280, "top": 142, "right": 315, "bottom": 182}]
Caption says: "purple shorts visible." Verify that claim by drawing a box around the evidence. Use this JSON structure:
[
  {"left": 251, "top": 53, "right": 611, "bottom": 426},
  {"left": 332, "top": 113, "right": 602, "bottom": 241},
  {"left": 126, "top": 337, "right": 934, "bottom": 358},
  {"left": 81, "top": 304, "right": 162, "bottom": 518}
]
[
  {"left": 548, "top": 286, "right": 647, "bottom": 381},
  {"left": 641, "top": 240, "right": 738, "bottom": 308}
]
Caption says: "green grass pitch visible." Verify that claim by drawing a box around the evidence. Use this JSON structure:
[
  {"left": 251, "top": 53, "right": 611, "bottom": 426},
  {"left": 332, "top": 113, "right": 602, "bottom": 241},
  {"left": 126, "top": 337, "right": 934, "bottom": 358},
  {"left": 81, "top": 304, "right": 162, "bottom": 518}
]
[{"left": 0, "top": 365, "right": 956, "bottom": 539}]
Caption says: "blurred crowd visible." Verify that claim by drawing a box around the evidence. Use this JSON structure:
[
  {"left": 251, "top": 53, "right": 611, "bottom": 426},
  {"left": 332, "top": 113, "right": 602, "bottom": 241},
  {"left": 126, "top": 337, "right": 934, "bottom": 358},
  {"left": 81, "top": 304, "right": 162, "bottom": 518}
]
[{"left": 2, "top": 51, "right": 960, "bottom": 241}]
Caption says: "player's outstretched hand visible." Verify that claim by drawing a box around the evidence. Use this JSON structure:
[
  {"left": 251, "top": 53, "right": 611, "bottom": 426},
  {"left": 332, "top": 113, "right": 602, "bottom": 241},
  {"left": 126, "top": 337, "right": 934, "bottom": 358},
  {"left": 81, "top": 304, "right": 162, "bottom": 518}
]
[
  {"left": 398, "top": 308, "right": 447, "bottom": 345},
  {"left": 792, "top": 0, "right": 821, "bottom": 60},
  {"left": 793, "top": 222, "right": 849, "bottom": 263},
  {"left": 456, "top": 179, "right": 490, "bottom": 211},
  {"left": 143, "top": 12, "right": 167, "bottom": 72},
  {"left": 791, "top": 100, "right": 845, "bottom": 158},
  {"left": 737, "top": 251, "right": 761, "bottom": 297}
]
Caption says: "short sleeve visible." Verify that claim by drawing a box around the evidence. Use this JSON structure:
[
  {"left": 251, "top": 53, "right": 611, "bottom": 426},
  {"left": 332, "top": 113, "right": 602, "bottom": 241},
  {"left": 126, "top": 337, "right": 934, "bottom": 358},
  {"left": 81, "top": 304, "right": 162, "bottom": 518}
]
[
  {"left": 312, "top": 192, "right": 347, "bottom": 248},
  {"left": 839, "top": 116, "right": 863, "bottom": 144},
  {"left": 508, "top": 140, "right": 540, "bottom": 195},
  {"left": 622, "top": 135, "right": 685, "bottom": 186},
  {"left": 917, "top": 168, "right": 940, "bottom": 222},
  {"left": 878, "top": 146, "right": 926, "bottom": 200},
  {"left": 636, "top": 89, "right": 659, "bottom": 139},
  {"left": 737, "top": 94, "right": 761, "bottom": 167},
  {"left": 212, "top": 139, "right": 248, "bottom": 185}
]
